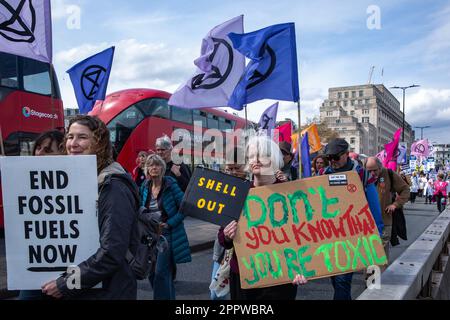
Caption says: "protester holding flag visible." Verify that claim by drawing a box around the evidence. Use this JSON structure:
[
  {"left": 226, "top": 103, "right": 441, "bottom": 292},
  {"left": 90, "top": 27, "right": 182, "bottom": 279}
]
[
  {"left": 41, "top": 115, "right": 140, "bottom": 299},
  {"left": 219, "top": 135, "right": 307, "bottom": 300}
]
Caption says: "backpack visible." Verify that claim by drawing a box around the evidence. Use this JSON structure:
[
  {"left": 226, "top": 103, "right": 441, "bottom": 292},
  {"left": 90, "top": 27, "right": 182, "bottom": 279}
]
[
  {"left": 126, "top": 206, "right": 164, "bottom": 280},
  {"left": 99, "top": 173, "right": 163, "bottom": 281}
]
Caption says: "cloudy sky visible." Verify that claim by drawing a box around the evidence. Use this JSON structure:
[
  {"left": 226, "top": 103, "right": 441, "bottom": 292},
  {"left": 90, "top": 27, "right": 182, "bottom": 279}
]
[{"left": 51, "top": 0, "right": 450, "bottom": 143}]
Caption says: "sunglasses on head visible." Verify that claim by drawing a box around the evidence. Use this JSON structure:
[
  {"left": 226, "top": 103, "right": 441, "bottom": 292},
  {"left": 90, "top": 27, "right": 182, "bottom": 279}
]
[{"left": 328, "top": 151, "right": 346, "bottom": 161}]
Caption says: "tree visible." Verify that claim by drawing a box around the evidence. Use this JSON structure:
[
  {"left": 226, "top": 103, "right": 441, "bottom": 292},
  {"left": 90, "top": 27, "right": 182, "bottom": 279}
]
[{"left": 298, "top": 116, "right": 340, "bottom": 144}]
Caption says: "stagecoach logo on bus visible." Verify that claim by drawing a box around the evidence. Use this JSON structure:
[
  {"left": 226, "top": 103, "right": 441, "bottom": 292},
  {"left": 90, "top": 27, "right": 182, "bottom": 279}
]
[
  {"left": 0, "top": 0, "right": 37, "bottom": 43},
  {"left": 22, "top": 107, "right": 58, "bottom": 120}
]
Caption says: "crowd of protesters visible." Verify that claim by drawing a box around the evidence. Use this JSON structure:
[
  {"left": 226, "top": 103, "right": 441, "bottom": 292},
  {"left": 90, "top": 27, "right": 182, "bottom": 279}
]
[{"left": 10, "top": 114, "right": 450, "bottom": 301}]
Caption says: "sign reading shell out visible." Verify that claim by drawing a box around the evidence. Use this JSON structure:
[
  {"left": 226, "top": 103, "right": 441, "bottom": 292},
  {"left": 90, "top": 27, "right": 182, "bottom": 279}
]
[
  {"left": 0, "top": 156, "right": 99, "bottom": 290},
  {"left": 233, "top": 171, "right": 387, "bottom": 289},
  {"left": 180, "top": 167, "right": 251, "bottom": 227}
]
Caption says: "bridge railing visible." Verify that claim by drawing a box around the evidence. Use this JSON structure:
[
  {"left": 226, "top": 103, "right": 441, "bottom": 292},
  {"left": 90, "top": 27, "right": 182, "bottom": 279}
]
[{"left": 357, "top": 208, "right": 450, "bottom": 300}]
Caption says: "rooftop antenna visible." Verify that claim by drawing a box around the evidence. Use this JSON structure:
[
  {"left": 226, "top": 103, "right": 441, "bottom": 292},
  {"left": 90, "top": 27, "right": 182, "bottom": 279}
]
[{"left": 367, "top": 66, "right": 375, "bottom": 84}]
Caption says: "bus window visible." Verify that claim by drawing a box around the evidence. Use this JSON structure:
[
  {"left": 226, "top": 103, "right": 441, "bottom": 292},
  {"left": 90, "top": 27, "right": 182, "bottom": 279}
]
[
  {"left": 207, "top": 114, "right": 219, "bottom": 129},
  {"left": 171, "top": 106, "right": 193, "bottom": 124},
  {"left": 107, "top": 105, "right": 145, "bottom": 154},
  {"left": 22, "top": 57, "right": 52, "bottom": 96},
  {"left": 3, "top": 132, "right": 38, "bottom": 156},
  {"left": 137, "top": 98, "right": 170, "bottom": 119},
  {"left": 219, "top": 117, "right": 232, "bottom": 131},
  {"left": 0, "top": 53, "right": 18, "bottom": 88},
  {"left": 193, "top": 110, "right": 207, "bottom": 127}
]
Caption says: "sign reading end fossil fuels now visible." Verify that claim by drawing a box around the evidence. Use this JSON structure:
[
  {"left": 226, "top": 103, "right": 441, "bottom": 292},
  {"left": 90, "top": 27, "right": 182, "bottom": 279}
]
[{"left": 0, "top": 156, "right": 99, "bottom": 290}]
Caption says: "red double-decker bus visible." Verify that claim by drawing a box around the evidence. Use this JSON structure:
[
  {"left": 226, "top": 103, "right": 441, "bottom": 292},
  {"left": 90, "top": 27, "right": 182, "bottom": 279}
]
[
  {"left": 89, "top": 88, "right": 247, "bottom": 174},
  {"left": 0, "top": 52, "right": 64, "bottom": 231}
]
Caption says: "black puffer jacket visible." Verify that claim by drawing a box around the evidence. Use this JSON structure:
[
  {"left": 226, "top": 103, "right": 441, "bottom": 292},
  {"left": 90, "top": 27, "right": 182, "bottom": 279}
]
[{"left": 56, "top": 162, "right": 139, "bottom": 300}]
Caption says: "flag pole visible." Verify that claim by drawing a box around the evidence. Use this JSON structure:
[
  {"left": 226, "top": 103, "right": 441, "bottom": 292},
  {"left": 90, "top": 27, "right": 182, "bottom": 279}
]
[{"left": 297, "top": 100, "right": 302, "bottom": 179}]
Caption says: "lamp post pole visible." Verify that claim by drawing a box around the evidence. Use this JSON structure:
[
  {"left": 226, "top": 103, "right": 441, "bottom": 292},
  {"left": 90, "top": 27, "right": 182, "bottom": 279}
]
[
  {"left": 390, "top": 84, "right": 420, "bottom": 142},
  {"left": 414, "top": 126, "right": 431, "bottom": 140}
]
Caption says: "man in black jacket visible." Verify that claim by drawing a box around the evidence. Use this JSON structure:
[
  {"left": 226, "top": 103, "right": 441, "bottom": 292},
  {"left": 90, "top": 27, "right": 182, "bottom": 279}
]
[{"left": 155, "top": 135, "right": 191, "bottom": 192}]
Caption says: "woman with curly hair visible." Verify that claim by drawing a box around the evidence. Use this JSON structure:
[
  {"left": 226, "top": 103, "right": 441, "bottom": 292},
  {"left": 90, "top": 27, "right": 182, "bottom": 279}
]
[{"left": 41, "top": 115, "right": 140, "bottom": 300}]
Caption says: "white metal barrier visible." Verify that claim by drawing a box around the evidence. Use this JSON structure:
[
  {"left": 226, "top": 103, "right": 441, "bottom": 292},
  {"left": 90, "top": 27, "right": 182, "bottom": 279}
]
[{"left": 357, "top": 208, "right": 450, "bottom": 300}]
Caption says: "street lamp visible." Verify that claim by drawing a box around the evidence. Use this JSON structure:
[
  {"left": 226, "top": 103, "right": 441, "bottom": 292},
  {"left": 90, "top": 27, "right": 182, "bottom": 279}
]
[
  {"left": 414, "top": 125, "right": 431, "bottom": 140},
  {"left": 390, "top": 84, "right": 420, "bottom": 142}
]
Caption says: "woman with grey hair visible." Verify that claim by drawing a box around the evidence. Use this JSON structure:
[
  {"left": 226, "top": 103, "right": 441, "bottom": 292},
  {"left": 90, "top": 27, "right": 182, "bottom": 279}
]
[
  {"left": 219, "top": 135, "right": 307, "bottom": 300},
  {"left": 155, "top": 135, "right": 192, "bottom": 192},
  {"left": 139, "top": 154, "right": 191, "bottom": 300}
]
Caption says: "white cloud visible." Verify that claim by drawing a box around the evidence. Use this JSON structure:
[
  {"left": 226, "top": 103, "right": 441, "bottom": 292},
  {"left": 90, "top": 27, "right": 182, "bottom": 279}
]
[{"left": 404, "top": 88, "right": 450, "bottom": 142}]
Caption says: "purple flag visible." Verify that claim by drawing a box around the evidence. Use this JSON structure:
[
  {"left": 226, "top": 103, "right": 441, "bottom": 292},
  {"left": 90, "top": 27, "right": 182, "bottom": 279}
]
[
  {"left": 0, "top": 0, "right": 52, "bottom": 63},
  {"left": 168, "top": 15, "right": 244, "bottom": 109},
  {"left": 258, "top": 102, "right": 278, "bottom": 135}
]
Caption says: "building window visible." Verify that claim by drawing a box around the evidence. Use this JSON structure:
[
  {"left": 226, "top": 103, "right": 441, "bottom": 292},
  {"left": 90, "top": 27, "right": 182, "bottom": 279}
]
[
  {"left": 359, "top": 90, "right": 364, "bottom": 97},
  {"left": 352, "top": 91, "right": 356, "bottom": 98},
  {"left": 358, "top": 99, "right": 363, "bottom": 105},
  {"left": 362, "top": 117, "right": 369, "bottom": 123},
  {"left": 350, "top": 111, "right": 355, "bottom": 116},
  {"left": 327, "top": 111, "right": 333, "bottom": 116},
  {"left": 365, "top": 98, "right": 370, "bottom": 105},
  {"left": 350, "top": 137, "right": 356, "bottom": 144},
  {"left": 336, "top": 119, "right": 340, "bottom": 124},
  {"left": 362, "top": 109, "right": 369, "bottom": 115},
  {"left": 344, "top": 92, "right": 349, "bottom": 98},
  {"left": 338, "top": 92, "right": 342, "bottom": 99}
]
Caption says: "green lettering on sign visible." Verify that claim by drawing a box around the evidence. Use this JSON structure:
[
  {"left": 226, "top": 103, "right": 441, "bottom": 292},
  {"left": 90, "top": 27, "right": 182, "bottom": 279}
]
[
  {"left": 268, "top": 193, "right": 289, "bottom": 227},
  {"left": 244, "top": 195, "right": 267, "bottom": 228},
  {"left": 242, "top": 256, "right": 260, "bottom": 285},
  {"left": 298, "top": 245, "right": 316, "bottom": 277},
  {"left": 267, "top": 251, "right": 283, "bottom": 279},
  {"left": 362, "top": 236, "right": 374, "bottom": 266},
  {"left": 255, "top": 253, "right": 268, "bottom": 279},
  {"left": 314, "top": 243, "right": 334, "bottom": 273},
  {"left": 288, "top": 190, "right": 314, "bottom": 223},
  {"left": 348, "top": 238, "right": 368, "bottom": 269},
  {"left": 284, "top": 248, "right": 301, "bottom": 280},
  {"left": 334, "top": 241, "right": 351, "bottom": 272},
  {"left": 369, "top": 234, "right": 387, "bottom": 265},
  {"left": 318, "top": 186, "right": 340, "bottom": 219}
]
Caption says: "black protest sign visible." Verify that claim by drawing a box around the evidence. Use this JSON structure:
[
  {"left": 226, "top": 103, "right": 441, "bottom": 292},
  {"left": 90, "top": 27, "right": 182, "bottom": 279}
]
[{"left": 180, "top": 167, "right": 251, "bottom": 226}]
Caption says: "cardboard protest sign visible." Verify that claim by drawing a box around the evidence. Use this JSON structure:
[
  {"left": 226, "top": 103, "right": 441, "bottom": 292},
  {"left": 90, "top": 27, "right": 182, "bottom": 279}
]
[
  {"left": 0, "top": 156, "right": 99, "bottom": 290},
  {"left": 180, "top": 167, "right": 251, "bottom": 227},
  {"left": 233, "top": 171, "right": 387, "bottom": 289}
]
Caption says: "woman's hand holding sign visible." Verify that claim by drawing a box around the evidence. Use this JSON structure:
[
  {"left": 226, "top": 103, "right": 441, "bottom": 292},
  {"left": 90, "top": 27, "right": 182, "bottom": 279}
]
[
  {"left": 224, "top": 220, "right": 238, "bottom": 241},
  {"left": 42, "top": 280, "right": 63, "bottom": 299}
]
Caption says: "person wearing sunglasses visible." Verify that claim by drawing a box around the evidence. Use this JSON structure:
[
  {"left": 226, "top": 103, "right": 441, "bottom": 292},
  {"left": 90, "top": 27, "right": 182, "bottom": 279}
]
[{"left": 319, "top": 138, "right": 383, "bottom": 300}]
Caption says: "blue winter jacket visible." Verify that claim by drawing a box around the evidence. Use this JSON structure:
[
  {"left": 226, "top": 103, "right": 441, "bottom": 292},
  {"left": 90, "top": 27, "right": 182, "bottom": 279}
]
[{"left": 140, "top": 176, "right": 192, "bottom": 264}]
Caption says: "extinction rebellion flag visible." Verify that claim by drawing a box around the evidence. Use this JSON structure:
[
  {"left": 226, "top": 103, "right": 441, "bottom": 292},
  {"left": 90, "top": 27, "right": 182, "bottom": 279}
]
[
  {"left": 0, "top": 0, "right": 52, "bottom": 63},
  {"left": 67, "top": 47, "right": 115, "bottom": 114}
]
